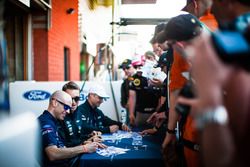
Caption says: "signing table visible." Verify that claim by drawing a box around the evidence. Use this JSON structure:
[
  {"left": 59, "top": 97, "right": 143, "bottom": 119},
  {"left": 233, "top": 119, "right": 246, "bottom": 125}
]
[{"left": 80, "top": 132, "right": 164, "bottom": 167}]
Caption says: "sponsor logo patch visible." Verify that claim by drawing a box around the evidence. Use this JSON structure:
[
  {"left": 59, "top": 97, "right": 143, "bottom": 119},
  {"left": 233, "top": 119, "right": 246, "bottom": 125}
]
[{"left": 23, "top": 90, "right": 50, "bottom": 101}]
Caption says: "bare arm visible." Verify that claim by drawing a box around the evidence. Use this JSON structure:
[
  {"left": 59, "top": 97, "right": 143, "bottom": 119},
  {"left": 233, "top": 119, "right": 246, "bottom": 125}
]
[
  {"left": 168, "top": 90, "right": 180, "bottom": 129},
  {"left": 45, "top": 143, "right": 97, "bottom": 161},
  {"left": 202, "top": 123, "right": 234, "bottom": 167},
  {"left": 186, "top": 33, "right": 235, "bottom": 167},
  {"left": 162, "top": 90, "right": 180, "bottom": 149},
  {"left": 128, "top": 90, "right": 136, "bottom": 126}
]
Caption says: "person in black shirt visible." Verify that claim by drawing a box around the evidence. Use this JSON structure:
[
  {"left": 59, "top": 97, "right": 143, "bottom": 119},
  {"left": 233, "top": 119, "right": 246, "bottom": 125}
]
[
  {"left": 119, "top": 59, "right": 135, "bottom": 108},
  {"left": 128, "top": 55, "right": 161, "bottom": 128},
  {"left": 58, "top": 81, "right": 102, "bottom": 147},
  {"left": 77, "top": 84, "right": 130, "bottom": 134},
  {"left": 119, "top": 59, "right": 136, "bottom": 124},
  {"left": 140, "top": 49, "right": 173, "bottom": 136}
]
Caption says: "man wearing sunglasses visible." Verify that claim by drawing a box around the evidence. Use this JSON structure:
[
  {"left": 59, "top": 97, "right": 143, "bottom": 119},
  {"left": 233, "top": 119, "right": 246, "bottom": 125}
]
[
  {"left": 119, "top": 59, "right": 136, "bottom": 124},
  {"left": 58, "top": 81, "right": 102, "bottom": 147},
  {"left": 77, "top": 84, "right": 130, "bottom": 134},
  {"left": 38, "top": 90, "right": 103, "bottom": 167}
]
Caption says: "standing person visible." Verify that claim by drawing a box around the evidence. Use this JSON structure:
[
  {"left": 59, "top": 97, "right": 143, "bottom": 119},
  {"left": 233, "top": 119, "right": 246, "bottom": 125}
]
[
  {"left": 119, "top": 59, "right": 135, "bottom": 109},
  {"left": 58, "top": 81, "right": 102, "bottom": 147},
  {"left": 140, "top": 50, "right": 173, "bottom": 137},
  {"left": 119, "top": 59, "right": 136, "bottom": 124},
  {"left": 150, "top": 23, "right": 166, "bottom": 57},
  {"left": 182, "top": 0, "right": 218, "bottom": 32},
  {"left": 158, "top": 14, "right": 203, "bottom": 167},
  {"left": 77, "top": 84, "right": 130, "bottom": 134},
  {"left": 176, "top": 0, "right": 250, "bottom": 167},
  {"left": 38, "top": 90, "right": 102, "bottom": 167},
  {"left": 128, "top": 55, "right": 161, "bottom": 128}
]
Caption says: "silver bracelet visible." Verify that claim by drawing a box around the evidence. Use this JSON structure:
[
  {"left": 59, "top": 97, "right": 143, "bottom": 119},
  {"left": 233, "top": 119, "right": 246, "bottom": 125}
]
[{"left": 195, "top": 105, "right": 228, "bottom": 130}]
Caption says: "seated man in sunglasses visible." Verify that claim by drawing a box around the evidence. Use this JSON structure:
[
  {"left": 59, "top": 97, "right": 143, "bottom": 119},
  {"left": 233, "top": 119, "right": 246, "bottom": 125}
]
[
  {"left": 38, "top": 90, "right": 105, "bottom": 167},
  {"left": 77, "top": 84, "right": 130, "bottom": 134},
  {"left": 58, "top": 81, "right": 102, "bottom": 147}
]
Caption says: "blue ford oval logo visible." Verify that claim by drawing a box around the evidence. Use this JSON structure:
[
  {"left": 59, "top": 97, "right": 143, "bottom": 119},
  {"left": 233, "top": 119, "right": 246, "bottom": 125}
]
[{"left": 23, "top": 90, "right": 51, "bottom": 101}]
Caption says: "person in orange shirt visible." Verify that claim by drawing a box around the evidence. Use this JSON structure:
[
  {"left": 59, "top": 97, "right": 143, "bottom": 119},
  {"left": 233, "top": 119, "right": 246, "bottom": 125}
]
[
  {"left": 158, "top": 14, "right": 203, "bottom": 167},
  {"left": 176, "top": 0, "right": 250, "bottom": 167},
  {"left": 182, "top": 0, "right": 218, "bottom": 32}
]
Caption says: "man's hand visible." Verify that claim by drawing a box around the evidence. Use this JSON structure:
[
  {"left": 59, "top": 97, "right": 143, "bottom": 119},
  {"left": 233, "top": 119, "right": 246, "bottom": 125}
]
[
  {"left": 91, "top": 131, "right": 102, "bottom": 137},
  {"left": 149, "top": 78, "right": 163, "bottom": 87},
  {"left": 87, "top": 135, "right": 102, "bottom": 143},
  {"left": 162, "top": 133, "right": 175, "bottom": 150},
  {"left": 140, "top": 128, "right": 157, "bottom": 135},
  {"left": 109, "top": 125, "right": 119, "bottom": 133},
  {"left": 146, "top": 112, "right": 157, "bottom": 124},
  {"left": 155, "top": 112, "right": 166, "bottom": 120},
  {"left": 94, "top": 142, "right": 107, "bottom": 149},
  {"left": 83, "top": 142, "right": 98, "bottom": 153},
  {"left": 122, "top": 124, "right": 130, "bottom": 131}
]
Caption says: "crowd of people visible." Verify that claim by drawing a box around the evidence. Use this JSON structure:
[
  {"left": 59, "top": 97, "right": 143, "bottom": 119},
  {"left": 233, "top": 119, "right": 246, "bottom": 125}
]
[
  {"left": 118, "top": 0, "right": 250, "bottom": 167},
  {"left": 38, "top": 0, "right": 250, "bottom": 167}
]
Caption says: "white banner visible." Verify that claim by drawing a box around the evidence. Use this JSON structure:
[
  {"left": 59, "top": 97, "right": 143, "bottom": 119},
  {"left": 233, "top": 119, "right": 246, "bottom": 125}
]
[{"left": 9, "top": 81, "right": 124, "bottom": 121}]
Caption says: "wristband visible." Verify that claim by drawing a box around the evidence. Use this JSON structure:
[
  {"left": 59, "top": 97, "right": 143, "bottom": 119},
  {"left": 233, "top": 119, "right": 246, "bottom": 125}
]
[{"left": 166, "top": 128, "right": 176, "bottom": 134}]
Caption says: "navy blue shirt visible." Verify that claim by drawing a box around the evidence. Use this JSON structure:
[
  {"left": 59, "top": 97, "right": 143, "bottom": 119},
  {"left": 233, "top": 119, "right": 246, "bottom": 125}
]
[
  {"left": 58, "top": 108, "right": 90, "bottom": 147},
  {"left": 77, "top": 100, "right": 122, "bottom": 134},
  {"left": 38, "top": 110, "right": 72, "bottom": 167}
]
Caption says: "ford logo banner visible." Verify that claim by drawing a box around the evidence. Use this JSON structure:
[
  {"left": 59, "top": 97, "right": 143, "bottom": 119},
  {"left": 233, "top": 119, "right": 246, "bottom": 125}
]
[{"left": 23, "top": 90, "right": 51, "bottom": 101}]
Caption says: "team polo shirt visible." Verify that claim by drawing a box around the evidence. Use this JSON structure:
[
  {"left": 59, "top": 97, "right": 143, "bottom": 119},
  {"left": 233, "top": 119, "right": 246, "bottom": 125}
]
[
  {"left": 38, "top": 110, "right": 70, "bottom": 167},
  {"left": 129, "top": 73, "right": 160, "bottom": 113},
  {"left": 77, "top": 100, "right": 123, "bottom": 134},
  {"left": 57, "top": 108, "right": 89, "bottom": 147}
]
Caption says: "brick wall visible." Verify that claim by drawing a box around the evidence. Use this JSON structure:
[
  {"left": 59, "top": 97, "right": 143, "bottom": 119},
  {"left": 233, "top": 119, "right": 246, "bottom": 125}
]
[
  {"left": 33, "top": 29, "right": 49, "bottom": 81},
  {"left": 34, "top": 0, "right": 80, "bottom": 81}
]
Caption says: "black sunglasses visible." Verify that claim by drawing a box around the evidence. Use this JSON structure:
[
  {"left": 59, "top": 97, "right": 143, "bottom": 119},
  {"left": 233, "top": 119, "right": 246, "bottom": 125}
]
[
  {"left": 72, "top": 96, "right": 80, "bottom": 102},
  {"left": 56, "top": 99, "right": 71, "bottom": 110},
  {"left": 122, "top": 65, "right": 132, "bottom": 70}
]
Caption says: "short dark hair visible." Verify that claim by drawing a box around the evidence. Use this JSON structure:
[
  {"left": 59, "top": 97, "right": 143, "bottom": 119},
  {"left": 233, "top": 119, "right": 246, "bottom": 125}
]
[
  {"left": 150, "top": 23, "right": 166, "bottom": 44},
  {"left": 62, "top": 81, "right": 80, "bottom": 91}
]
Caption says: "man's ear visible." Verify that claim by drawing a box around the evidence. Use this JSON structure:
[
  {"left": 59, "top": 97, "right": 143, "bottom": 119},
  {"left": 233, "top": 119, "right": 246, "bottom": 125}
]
[
  {"left": 193, "top": 0, "right": 198, "bottom": 9},
  {"left": 51, "top": 98, "right": 58, "bottom": 107}
]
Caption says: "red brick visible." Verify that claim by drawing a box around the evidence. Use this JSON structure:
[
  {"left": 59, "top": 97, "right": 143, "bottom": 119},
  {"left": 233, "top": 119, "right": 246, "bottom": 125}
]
[{"left": 33, "top": 0, "right": 80, "bottom": 81}]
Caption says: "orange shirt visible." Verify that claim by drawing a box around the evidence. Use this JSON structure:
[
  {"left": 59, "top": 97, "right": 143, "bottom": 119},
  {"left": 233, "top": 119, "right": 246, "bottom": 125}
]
[
  {"left": 199, "top": 11, "right": 218, "bottom": 32},
  {"left": 169, "top": 50, "right": 200, "bottom": 167},
  {"left": 169, "top": 51, "right": 190, "bottom": 92}
]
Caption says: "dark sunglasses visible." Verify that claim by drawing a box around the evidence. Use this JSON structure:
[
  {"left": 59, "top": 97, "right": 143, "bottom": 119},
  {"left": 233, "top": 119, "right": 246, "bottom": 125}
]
[
  {"left": 56, "top": 99, "right": 71, "bottom": 110},
  {"left": 122, "top": 66, "right": 131, "bottom": 70},
  {"left": 72, "top": 96, "right": 80, "bottom": 102}
]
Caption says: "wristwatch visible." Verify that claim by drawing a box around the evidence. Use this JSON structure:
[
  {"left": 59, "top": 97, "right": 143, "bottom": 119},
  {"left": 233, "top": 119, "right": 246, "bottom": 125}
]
[
  {"left": 166, "top": 128, "right": 176, "bottom": 134},
  {"left": 195, "top": 105, "right": 228, "bottom": 130}
]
